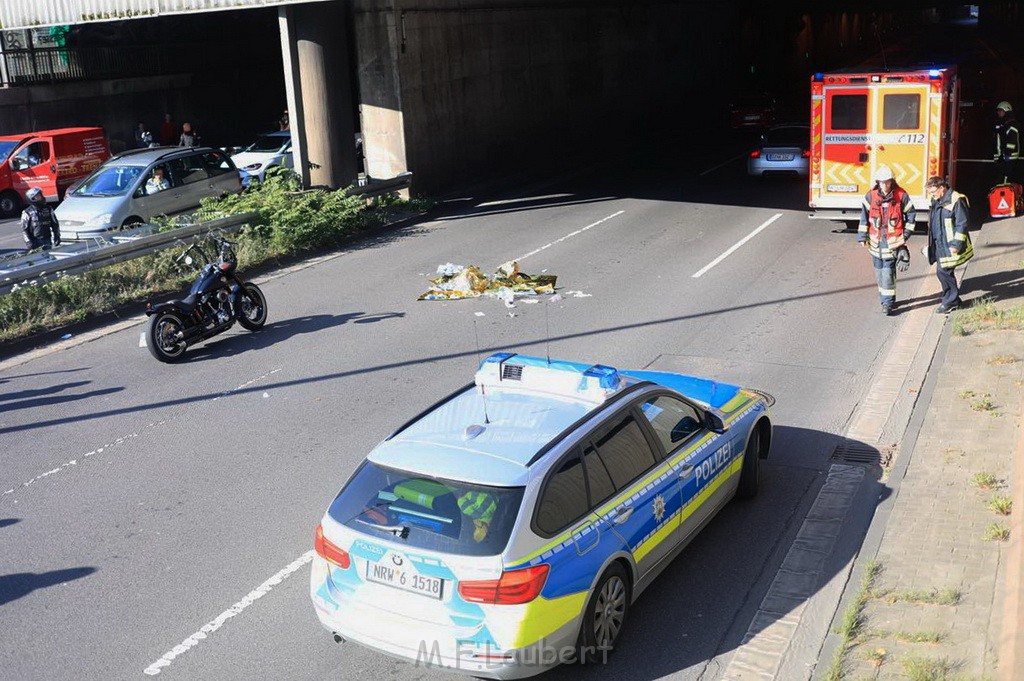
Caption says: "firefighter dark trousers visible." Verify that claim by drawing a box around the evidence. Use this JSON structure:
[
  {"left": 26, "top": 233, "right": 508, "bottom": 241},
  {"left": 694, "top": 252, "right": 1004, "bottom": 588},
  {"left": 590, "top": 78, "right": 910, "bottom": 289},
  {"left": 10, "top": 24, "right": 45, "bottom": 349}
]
[
  {"left": 936, "top": 265, "right": 961, "bottom": 307},
  {"left": 872, "top": 256, "right": 897, "bottom": 306}
]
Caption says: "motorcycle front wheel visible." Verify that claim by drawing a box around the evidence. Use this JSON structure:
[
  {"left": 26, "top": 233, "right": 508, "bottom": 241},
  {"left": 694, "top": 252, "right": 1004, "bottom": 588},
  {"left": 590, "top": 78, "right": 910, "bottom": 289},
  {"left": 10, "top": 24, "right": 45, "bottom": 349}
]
[
  {"left": 237, "top": 283, "right": 267, "bottom": 331},
  {"left": 147, "top": 312, "right": 188, "bottom": 362}
]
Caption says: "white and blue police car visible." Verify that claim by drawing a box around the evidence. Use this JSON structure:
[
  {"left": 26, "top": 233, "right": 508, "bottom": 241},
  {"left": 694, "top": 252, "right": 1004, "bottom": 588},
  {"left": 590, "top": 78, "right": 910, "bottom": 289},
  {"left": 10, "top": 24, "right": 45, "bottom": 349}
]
[{"left": 311, "top": 353, "right": 773, "bottom": 678}]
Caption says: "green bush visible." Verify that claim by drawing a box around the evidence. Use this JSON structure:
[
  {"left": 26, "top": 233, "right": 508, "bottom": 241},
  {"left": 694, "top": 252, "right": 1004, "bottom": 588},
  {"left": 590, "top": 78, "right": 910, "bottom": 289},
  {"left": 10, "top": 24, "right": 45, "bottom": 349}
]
[{"left": 0, "top": 171, "right": 416, "bottom": 344}]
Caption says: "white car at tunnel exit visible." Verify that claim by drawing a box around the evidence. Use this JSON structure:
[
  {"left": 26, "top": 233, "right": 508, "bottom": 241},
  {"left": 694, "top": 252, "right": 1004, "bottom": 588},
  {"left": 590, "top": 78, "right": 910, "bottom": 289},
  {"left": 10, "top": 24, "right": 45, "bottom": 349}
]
[{"left": 310, "top": 353, "right": 774, "bottom": 678}]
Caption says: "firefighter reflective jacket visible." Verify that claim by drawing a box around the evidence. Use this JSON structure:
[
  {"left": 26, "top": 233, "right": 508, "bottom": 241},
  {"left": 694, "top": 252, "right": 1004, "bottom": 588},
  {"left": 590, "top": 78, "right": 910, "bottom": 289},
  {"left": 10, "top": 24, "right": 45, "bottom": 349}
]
[
  {"left": 858, "top": 185, "right": 915, "bottom": 259},
  {"left": 927, "top": 189, "right": 973, "bottom": 269},
  {"left": 994, "top": 116, "right": 1020, "bottom": 160}
]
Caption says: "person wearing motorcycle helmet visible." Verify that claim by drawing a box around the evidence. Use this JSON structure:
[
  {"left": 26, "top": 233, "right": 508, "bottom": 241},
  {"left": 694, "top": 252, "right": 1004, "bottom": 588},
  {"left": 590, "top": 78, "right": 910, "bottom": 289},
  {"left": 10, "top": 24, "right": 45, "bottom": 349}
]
[
  {"left": 858, "top": 166, "right": 915, "bottom": 316},
  {"left": 994, "top": 101, "right": 1019, "bottom": 183},
  {"left": 21, "top": 187, "right": 61, "bottom": 251}
]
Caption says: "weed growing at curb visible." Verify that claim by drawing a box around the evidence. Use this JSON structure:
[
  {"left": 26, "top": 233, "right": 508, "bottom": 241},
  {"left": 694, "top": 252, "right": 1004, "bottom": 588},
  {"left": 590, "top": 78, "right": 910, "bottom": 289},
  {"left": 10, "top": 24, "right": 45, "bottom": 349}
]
[
  {"left": 883, "top": 587, "right": 961, "bottom": 606},
  {"left": 971, "top": 472, "right": 1000, "bottom": 490},
  {"left": 900, "top": 655, "right": 960, "bottom": 680},
  {"left": 957, "top": 389, "right": 977, "bottom": 400},
  {"left": 984, "top": 523, "right": 1010, "bottom": 542},
  {"left": 864, "top": 647, "right": 887, "bottom": 667},
  {"left": 986, "top": 354, "right": 1019, "bottom": 365},
  {"left": 969, "top": 394, "right": 998, "bottom": 414},
  {"left": 989, "top": 495, "right": 1013, "bottom": 516},
  {"left": 824, "top": 560, "right": 880, "bottom": 681},
  {"left": 952, "top": 297, "right": 1024, "bottom": 335},
  {"left": 897, "top": 630, "right": 943, "bottom": 644}
]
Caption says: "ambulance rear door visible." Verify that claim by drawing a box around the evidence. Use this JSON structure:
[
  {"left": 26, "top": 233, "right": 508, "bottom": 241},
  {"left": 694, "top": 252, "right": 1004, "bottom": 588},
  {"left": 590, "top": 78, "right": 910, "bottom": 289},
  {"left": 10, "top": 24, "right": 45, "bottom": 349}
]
[
  {"left": 820, "top": 85, "right": 871, "bottom": 205},
  {"left": 871, "top": 83, "right": 930, "bottom": 211}
]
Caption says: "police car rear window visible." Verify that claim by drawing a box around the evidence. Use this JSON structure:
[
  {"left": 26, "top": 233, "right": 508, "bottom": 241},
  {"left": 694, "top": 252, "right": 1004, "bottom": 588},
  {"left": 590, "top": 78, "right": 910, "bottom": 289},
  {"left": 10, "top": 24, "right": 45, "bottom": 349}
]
[{"left": 328, "top": 462, "right": 525, "bottom": 557}]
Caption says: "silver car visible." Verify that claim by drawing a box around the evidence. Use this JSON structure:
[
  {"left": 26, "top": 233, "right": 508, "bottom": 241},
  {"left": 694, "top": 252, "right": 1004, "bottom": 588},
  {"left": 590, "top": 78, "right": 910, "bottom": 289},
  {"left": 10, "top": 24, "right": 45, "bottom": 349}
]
[
  {"left": 56, "top": 146, "right": 241, "bottom": 239},
  {"left": 747, "top": 125, "right": 810, "bottom": 177}
]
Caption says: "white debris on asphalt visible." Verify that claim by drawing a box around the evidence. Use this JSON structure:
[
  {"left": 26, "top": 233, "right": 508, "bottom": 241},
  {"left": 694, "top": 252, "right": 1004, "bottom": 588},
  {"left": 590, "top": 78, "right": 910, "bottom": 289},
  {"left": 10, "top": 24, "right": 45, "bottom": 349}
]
[
  {"left": 61, "top": 333, "right": 72, "bottom": 340},
  {"left": 474, "top": 311, "right": 486, "bottom": 317},
  {"left": 436, "top": 262, "right": 464, "bottom": 277},
  {"left": 263, "top": 392, "right": 270, "bottom": 398},
  {"left": 564, "top": 290, "right": 592, "bottom": 298},
  {"left": 139, "top": 332, "right": 147, "bottom": 348}
]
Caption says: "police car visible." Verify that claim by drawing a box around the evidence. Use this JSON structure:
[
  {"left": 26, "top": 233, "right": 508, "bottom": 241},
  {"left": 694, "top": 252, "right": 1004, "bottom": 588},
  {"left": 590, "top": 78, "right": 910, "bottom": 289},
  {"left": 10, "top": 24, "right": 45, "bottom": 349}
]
[{"left": 311, "top": 353, "right": 773, "bottom": 678}]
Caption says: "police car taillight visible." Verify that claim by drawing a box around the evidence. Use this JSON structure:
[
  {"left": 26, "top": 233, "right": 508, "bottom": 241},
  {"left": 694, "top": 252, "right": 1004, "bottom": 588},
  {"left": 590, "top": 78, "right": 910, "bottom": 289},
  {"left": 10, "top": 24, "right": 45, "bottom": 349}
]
[
  {"left": 458, "top": 564, "right": 549, "bottom": 605},
  {"left": 315, "top": 524, "right": 351, "bottom": 569}
]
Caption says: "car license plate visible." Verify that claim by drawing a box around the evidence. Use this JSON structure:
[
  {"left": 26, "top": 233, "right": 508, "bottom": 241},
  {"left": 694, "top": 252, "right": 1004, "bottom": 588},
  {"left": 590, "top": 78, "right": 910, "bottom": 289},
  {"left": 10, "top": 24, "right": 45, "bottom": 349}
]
[
  {"left": 767, "top": 153, "right": 793, "bottom": 161},
  {"left": 365, "top": 560, "right": 444, "bottom": 599},
  {"left": 826, "top": 183, "right": 860, "bottom": 193}
]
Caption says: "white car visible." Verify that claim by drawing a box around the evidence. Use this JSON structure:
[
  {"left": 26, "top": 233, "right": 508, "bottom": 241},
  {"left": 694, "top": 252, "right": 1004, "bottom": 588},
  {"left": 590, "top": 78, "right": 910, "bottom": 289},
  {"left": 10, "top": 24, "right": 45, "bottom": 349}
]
[{"left": 232, "top": 131, "right": 292, "bottom": 186}]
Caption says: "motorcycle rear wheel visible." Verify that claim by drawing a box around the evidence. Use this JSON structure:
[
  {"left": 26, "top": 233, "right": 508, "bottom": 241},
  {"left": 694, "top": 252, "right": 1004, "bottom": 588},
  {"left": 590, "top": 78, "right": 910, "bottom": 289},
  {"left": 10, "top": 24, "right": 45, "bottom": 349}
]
[
  {"left": 237, "top": 283, "right": 267, "bottom": 331},
  {"left": 147, "top": 312, "right": 187, "bottom": 362}
]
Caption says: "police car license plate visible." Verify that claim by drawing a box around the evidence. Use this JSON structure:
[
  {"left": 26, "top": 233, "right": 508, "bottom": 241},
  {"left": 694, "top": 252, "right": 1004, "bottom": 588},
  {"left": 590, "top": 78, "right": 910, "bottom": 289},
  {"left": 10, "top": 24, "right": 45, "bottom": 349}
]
[
  {"left": 366, "top": 560, "right": 444, "bottom": 599},
  {"left": 767, "top": 153, "right": 793, "bottom": 161}
]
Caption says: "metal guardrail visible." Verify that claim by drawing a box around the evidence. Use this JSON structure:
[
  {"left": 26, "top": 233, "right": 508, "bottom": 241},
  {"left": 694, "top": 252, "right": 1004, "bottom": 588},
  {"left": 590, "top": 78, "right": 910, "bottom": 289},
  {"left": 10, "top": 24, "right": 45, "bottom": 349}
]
[
  {"left": 0, "top": 172, "right": 414, "bottom": 297},
  {"left": 0, "top": 213, "right": 255, "bottom": 297}
]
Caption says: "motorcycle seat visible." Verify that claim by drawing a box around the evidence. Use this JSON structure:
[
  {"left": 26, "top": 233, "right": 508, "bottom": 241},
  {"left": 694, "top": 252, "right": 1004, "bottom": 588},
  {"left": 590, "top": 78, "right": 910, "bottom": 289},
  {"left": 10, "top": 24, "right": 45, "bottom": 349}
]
[{"left": 177, "top": 293, "right": 198, "bottom": 314}]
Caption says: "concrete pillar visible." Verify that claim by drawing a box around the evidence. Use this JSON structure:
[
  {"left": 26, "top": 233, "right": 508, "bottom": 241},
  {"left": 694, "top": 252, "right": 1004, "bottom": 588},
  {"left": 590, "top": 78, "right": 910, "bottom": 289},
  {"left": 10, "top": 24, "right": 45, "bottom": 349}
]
[
  {"left": 353, "top": 5, "right": 408, "bottom": 181},
  {"left": 279, "top": 1, "right": 358, "bottom": 189}
]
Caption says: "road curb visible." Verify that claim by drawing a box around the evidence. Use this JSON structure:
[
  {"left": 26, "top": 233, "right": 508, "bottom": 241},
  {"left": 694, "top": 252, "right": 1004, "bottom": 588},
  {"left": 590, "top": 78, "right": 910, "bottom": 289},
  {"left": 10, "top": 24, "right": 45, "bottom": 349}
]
[{"left": 999, "top": 398, "right": 1024, "bottom": 680}]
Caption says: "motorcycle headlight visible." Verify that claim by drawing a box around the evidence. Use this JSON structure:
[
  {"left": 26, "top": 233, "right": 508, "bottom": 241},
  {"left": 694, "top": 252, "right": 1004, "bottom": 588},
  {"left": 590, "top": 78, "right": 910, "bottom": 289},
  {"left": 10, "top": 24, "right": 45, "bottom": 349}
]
[
  {"left": 83, "top": 213, "right": 113, "bottom": 228},
  {"left": 243, "top": 163, "right": 263, "bottom": 171}
]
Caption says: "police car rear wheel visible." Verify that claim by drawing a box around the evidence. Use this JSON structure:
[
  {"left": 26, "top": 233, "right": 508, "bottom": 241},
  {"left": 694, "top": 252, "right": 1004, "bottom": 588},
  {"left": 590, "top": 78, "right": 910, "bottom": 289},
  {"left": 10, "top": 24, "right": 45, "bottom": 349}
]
[
  {"left": 578, "top": 564, "right": 630, "bottom": 661},
  {"left": 737, "top": 426, "right": 761, "bottom": 499}
]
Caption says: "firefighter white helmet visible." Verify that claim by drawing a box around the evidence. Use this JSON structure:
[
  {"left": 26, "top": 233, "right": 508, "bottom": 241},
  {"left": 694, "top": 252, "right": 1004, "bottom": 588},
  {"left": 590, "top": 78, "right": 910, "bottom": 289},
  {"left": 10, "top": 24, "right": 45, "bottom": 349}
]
[
  {"left": 997, "top": 101, "right": 1013, "bottom": 113},
  {"left": 26, "top": 187, "right": 44, "bottom": 202},
  {"left": 874, "top": 166, "right": 895, "bottom": 182}
]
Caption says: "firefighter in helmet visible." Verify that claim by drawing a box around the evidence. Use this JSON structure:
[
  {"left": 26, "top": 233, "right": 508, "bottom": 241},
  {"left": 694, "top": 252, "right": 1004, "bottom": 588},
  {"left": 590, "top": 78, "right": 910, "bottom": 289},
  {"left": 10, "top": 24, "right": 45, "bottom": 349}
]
[
  {"left": 994, "top": 101, "right": 1020, "bottom": 184},
  {"left": 858, "top": 166, "right": 915, "bottom": 316}
]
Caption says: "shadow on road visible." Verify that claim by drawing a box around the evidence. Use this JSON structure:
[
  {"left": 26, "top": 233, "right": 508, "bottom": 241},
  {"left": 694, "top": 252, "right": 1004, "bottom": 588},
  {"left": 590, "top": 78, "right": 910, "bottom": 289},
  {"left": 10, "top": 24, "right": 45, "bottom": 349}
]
[
  {"left": 185, "top": 311, "right": 406, "bottom": 362},
  {"left": 0, "top": 567, "right": 97, "bottom": 607}
]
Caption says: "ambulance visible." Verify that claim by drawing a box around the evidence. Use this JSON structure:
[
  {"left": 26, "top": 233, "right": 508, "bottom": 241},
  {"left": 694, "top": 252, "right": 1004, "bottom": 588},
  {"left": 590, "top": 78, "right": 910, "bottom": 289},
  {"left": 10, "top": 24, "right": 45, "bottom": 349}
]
[
  {"left": 0, "top": 127, "right": 110, "bottom": 217},
  {"left": 808, "top": 66, "right": 960, "bottom": 225}
]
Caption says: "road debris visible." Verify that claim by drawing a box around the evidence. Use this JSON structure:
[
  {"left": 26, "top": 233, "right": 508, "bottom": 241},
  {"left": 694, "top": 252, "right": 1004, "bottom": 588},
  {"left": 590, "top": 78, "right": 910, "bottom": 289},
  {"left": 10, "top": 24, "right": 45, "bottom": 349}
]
[{"left": 419, "top": 261, "right": 556, "bottom": 301}]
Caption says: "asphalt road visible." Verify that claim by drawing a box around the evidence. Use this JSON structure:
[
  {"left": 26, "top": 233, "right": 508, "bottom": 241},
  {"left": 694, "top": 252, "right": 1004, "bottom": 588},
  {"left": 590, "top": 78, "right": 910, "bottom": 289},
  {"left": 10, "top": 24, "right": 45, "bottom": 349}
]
[
  {"left": 0, "top": 124, "right": 916, "bottom": 681},
  {"left": 0, "top": 215, "right": 25, "bottom": 255}
]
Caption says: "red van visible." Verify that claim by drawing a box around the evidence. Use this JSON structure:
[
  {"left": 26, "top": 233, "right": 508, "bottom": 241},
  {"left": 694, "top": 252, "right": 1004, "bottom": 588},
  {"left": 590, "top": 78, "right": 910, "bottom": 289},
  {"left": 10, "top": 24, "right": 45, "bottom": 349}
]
[{"left": 0, "top": 127, "right": 110, "bottom": 217}]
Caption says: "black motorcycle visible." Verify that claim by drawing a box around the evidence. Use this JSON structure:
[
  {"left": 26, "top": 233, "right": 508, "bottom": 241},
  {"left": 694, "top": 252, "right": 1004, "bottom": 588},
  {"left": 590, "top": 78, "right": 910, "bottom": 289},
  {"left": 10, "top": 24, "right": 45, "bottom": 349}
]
[{"left": 145, "top": 235, "right": 267, "bottom": 362}]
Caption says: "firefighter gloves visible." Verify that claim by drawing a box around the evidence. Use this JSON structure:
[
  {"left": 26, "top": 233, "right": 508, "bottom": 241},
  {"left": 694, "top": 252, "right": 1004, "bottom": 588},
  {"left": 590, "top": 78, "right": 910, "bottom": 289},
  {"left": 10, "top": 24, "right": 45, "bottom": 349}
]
[{"left": 895, "top": 246, "right": 911, "bottom": 273}]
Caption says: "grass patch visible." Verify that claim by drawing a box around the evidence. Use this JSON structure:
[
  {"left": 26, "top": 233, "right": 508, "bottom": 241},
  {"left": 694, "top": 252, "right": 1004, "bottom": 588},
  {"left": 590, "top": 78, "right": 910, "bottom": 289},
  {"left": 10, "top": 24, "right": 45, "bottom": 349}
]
[
  {"left": 952, "top": 297, "right": 1024, "bottom": 335},
  {"left": 864, "top": 646, "right": 887, "bottom": 667},
  {"left": 971, "top": 472, "right": 1000, "bottom": 490},
  {"left": 989, "top": 495, "right": 1013, "bottom": 516},
  {"left": 895, "top": 630, "right": 943, "bottom": 644},
  {"left": 970, "top": 394, "right": 999, "bottom": 415},
  {"left": 901, "top": 655, "right": 960, "bottom": 680},
  {"left": 985, "top": 523, "right": 1010, "bottom": 542},
  {"left": 824, "top": 560, "right": 881, "bottom": 681},
  {"left": 986, "top": 354, "right": 1019, "bottom": 365},
  {"left": 884, "top": 587, "right": 961, "bottom": 606},
  {"left": 0, "top": 171, "right": 426, "bottom": 344},
  {"left": 957, "top": 389, "right": 977, "bottom": 400}
]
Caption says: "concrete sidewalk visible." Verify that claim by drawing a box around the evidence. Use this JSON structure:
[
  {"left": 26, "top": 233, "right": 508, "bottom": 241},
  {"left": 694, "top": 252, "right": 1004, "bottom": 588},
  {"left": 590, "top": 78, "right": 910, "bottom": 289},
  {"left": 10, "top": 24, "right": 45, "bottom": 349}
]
[{"left": 838, "top": 216, "right": 1024, "bottom": 679}]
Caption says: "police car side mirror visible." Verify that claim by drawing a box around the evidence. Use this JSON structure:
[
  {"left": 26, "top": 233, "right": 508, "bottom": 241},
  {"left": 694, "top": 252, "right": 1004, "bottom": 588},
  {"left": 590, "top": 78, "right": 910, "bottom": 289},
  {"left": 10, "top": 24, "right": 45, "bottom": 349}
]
[{"left": 705, "top": 411, "right": 729, "bottom": 434}]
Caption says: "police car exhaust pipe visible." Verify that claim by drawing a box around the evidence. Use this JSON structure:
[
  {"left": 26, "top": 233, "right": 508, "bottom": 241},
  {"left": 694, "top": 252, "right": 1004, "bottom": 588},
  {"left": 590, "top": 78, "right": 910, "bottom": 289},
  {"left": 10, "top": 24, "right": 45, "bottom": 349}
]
[{"left": 332, "top": 633, "right": 346, "bottom": 644}]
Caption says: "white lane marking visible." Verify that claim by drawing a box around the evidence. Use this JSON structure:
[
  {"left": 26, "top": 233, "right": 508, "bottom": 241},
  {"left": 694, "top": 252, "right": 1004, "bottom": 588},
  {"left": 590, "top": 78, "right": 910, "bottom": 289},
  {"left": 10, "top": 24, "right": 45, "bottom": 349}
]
[
  {"left": 699, "top": 151, "right": 748, "bottom": 177},
  {"left": 477, "top": 193, "right": 572, "bottom": 207},
  {"left": 515, "top": 210, "right": 625, "bottom": 262},
  {"left": 1, "top": 368, "right": 281, "bottom": 502},
  {"left": 143, "top": 550, "right": 316, "bottom": 676},
  {"left": 691, "top": 212, "right": 783, "bottom": 279}
]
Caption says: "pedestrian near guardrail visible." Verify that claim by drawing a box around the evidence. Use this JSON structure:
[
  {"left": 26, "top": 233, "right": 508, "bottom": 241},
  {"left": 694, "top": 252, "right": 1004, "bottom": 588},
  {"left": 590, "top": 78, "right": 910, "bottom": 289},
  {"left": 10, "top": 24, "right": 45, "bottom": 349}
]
[{"left": 21, "top": 187, "right": 60, "bottom": 251}]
